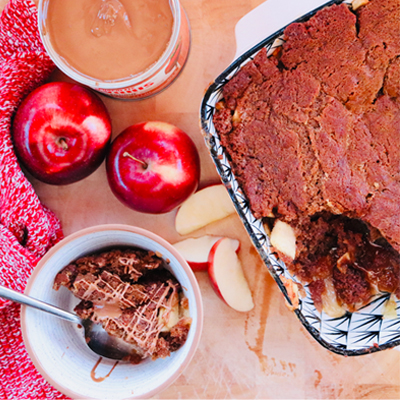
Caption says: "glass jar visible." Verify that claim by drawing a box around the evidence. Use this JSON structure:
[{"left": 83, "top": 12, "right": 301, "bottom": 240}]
[{"left": 38, "top": 0, "right": 191, "bottom": 100}]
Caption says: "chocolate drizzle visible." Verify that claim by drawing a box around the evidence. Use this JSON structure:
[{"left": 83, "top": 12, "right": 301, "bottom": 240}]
[
  {"left": 73, "top": 271, "right": 149, "bottom": 309},
  {"left": 105, "top": 280, "right": 179, "bottom": 357},
  {"left": 54, "top": 248, "right": 191, "bottom": 362}
]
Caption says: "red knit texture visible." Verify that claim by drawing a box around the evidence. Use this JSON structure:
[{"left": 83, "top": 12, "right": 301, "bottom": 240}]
[{"left": 0, "top": 0, "right": 66, "bottom": 397}]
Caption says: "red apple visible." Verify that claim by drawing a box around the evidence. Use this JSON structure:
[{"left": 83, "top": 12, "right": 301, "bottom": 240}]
[
  {"left": 12, "top": 82, "right": 112, "bottom": 185},
  {"left": 106, "top": 122, "right": 200, "bottom": 214},
  {"left": 208, "top": 238, "right": 254, "bottom": 312}
]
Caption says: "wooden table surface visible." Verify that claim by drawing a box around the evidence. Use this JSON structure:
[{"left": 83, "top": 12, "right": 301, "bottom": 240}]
[{"left": 1, "top": 0, "right": 399, "bottom": 398}]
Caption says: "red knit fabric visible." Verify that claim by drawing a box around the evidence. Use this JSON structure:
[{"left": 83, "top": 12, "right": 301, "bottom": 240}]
[{"left": 0, "top": 0, "right": 66, "bottom": 397}]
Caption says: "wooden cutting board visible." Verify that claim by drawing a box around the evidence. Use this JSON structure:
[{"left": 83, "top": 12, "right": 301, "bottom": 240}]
[{"left": 1, "top": 0, "right": 399, "bottom": 398}]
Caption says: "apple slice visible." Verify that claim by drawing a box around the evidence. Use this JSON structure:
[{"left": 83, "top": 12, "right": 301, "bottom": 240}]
[
  {"left": 208, "top": 238, "right": 254, "bottom": 312},
  {"left": 159, "top": 291, "right": 180, "bottom": 332},
  {"left": 352, "top": 0, "right": 369, "bottom": 11},
  {"left": 270, "top": 220, "right": 297, "bottom": 260},
  {"left": 175, "top": 185, "right": 236, "bottom": 235},
  {"left": 173, "top": 235, "right": 222, "bottom": 271}
]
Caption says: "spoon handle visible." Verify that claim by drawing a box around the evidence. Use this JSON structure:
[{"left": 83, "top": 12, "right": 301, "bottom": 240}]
[{"left": 0, "top": 285, "right": 81, "bottom": 324}]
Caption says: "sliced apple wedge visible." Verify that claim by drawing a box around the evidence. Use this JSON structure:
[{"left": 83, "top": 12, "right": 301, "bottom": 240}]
[
  {"left": 270, "top": 220, "right": 297, "bottom": 260},
  {"left": 208, "top": 238, "right": 254, "bottom": 312},
  {"left": 159, "top": 302, "right": 180, "bottom": 333},
  {"left": 173, "top": 235, "right": 222, "bottom": 271},
  {"left": 321, "top": 278, "right": 346, "bottom": 318},
  {"left": 175, "top": 185, "right": 236, "bottom": 235}
]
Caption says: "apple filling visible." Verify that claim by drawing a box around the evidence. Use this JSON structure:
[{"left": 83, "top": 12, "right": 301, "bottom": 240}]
[
  {"left": 268, "top": 213, "right": 400, "bottom": 316},
  {"left": 53, "top": 248, "right": 191, "bottom": 363}
]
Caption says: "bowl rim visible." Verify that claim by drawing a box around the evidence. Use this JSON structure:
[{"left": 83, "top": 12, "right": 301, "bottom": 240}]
[{"left": 20, "top": 224, "right": 204, "bottom": 399}]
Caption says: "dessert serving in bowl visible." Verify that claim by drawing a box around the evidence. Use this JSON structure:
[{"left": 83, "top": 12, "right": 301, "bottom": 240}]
[
  {"left": 20, "top": 225, "right": 203, "bottom": 399},
  {"left": 200, "top": 0, "right": 400, "bottom": 355}
]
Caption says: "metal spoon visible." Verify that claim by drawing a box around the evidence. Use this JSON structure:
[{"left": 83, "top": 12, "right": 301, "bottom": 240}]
[{"left": 0, "top": 285, "right": 134, "bottom": 360}]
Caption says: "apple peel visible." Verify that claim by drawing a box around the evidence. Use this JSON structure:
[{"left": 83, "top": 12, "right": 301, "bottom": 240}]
[
  {"left": 173, "top": 235, "right": 222, "bottom": 271},
  {"left": 208, "top": 238, "right": 254, "bottom": 312},
  {"left": 175, "top": 185, "right": 236, "bottom": 235}
]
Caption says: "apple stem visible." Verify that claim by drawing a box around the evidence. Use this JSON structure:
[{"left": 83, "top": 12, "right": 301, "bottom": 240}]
[
  {"left": 57, "top": 138, "right": 69, "bottom": 151},
  {"left": 123, "top": 152, "right": 148, "bottom": 169}
]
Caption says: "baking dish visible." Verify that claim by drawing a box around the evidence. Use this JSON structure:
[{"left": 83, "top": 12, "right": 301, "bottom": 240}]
[{"left": 200, "top": 0, "right": 400, "bottom": 356}]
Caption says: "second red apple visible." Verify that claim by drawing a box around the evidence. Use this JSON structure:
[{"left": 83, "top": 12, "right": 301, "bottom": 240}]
[{"left": 106, "top": 122, "right": 200, "bottom": 214}]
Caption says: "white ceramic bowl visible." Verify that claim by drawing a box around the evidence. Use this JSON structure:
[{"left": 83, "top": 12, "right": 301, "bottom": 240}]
[{"left": 21, "top": 225, "right": 203, "bottom": 399}]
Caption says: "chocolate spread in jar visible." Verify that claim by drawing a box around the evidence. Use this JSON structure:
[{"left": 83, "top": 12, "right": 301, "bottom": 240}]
[{"left": 45, "top": 0, "right": 174, "bottom": 80}]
